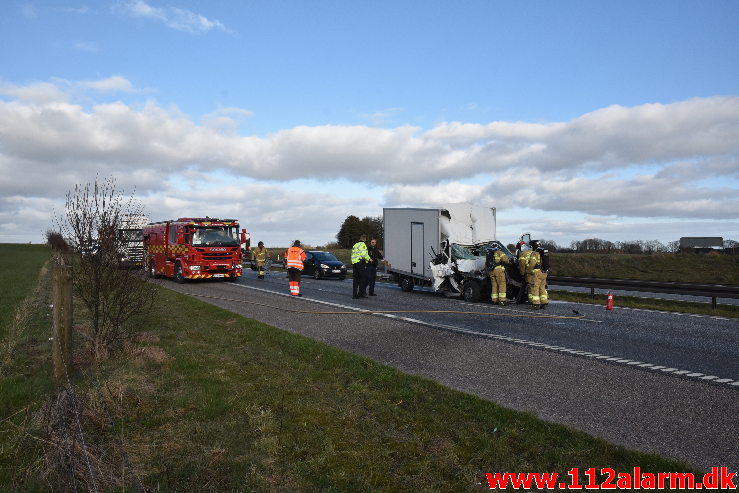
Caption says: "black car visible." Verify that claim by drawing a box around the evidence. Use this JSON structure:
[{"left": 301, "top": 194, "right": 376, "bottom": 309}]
[{"left": 302, "top": 251, "right": 347, "bottom": 280}]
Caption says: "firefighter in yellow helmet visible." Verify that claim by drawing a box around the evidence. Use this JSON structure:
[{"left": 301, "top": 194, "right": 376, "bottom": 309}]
[
  {"left": 251, "top": 241, "right": 269, "bottom": 279},
  {"left": 486, "top": 244, "right": 509, "bottom": 305}
]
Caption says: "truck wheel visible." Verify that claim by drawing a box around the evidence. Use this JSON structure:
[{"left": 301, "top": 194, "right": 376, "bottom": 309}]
[
  {"left": 462, "top": 280, "right": 481, "bottom": 302},
  {"left": 174, "top": 263, "right": 185, "bottom": 284},
  {"left": 399, "top": 276, "right": 414, "bottom": 292},
  {"left": 147, "top": 258, "right": 158, "bottom": 278}
]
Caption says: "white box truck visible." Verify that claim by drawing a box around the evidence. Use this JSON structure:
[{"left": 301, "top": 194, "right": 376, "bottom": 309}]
[{"left": 383, "top": 203, "right": 522, "bottom": 302}]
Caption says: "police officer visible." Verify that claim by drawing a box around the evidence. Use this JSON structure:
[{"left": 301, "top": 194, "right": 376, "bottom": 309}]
[
  {"left": 367, "top": 238, "right": 384, "bottom": 296},
  {"left": 486, "top": 245, "right": 509, "bottom": 305},
  {"left": 351, "top": 234, "right": 371, "bottom": 299},
  {"left": 251, "top": 241, "right": 269, "bottom": 279}
]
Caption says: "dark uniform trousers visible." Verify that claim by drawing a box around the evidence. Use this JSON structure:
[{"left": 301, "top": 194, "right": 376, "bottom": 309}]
[{"left": 352, "top": 261, "right": 367, "bottom": 298}]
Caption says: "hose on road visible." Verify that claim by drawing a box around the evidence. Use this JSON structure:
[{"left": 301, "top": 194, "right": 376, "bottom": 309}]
[{"left": 183, "top": 292, "right": 586, "bottom": 320}]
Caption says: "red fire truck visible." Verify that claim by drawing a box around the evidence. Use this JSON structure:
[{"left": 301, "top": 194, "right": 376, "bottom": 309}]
[{"left": 143, "top": 217, "right": 249, "bottom": 283}]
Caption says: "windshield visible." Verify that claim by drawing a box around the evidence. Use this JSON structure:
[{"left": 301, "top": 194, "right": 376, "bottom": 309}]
[
  {"left": 191, "top": 226, "right": 239, "bottom": 247},
  {"left": 312, "top": 252, "right": 339, "bottom": 262}
]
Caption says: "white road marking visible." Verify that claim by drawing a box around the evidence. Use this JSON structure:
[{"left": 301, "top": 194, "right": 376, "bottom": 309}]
[{"left": 224, "top": 283, "right": 739, "bottom": 388}]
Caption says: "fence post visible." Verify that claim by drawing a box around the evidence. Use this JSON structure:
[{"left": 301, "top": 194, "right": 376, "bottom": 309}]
[{"left": 52, "top": 253, "right": 73, "bottom": 384}]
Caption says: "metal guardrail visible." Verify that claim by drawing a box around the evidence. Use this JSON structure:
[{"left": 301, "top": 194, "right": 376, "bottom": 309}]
[{"left": 547, "top": 276, "right": 739, "bottom": 308}]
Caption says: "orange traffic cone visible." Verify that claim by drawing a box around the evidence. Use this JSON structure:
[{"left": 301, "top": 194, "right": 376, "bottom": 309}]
[{"left": 606, "top": 293, "right": 614, "bottom": 310}]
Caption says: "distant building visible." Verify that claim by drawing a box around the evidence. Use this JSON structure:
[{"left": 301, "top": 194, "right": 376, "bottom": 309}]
[{"left": 679, "top": 237, "right": 723, "bottom": 254}]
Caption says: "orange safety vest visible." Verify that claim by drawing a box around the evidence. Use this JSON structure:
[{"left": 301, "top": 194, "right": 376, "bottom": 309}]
[{"left": 286, "top": 246, "right": 306, "bottom": 270}]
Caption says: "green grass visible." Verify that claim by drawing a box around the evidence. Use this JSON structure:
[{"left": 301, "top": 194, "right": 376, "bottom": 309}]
[
  {"left": 0, "top": 244, "right": 50, "bottom": 338},
  {"left": 0, "top": 245, "right": 54, "bottom": 490},
  {"left": 0, "top": 245, "right": 705, "bottom": 490},
  {"left": 550, "top": 252, "right": 739, "bottom": 284}
]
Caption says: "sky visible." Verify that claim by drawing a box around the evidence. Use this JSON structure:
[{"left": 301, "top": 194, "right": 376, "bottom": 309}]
[{"left": 1, "top": 0, "right": 738, "bottom": 248}]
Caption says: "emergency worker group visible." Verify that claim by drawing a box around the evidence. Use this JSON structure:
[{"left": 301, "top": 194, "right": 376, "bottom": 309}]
[
  {"left": 487, "top": 239, "right": 550, "bottom": 309},
  {"left": 248, "top": 234, "right": 546, "bottom": 307}
]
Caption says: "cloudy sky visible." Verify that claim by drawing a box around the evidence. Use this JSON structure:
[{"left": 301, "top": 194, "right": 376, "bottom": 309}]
[{"left": 2, "top": 0, "right": 738, "bottom": 247}]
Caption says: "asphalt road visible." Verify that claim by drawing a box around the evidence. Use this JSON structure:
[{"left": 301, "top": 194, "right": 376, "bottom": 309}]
[{"left": 154, "top": 269, "right": 739, "bottom": 472}]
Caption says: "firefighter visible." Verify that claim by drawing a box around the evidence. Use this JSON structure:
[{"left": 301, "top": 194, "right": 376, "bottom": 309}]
[
  {"left": 351, "top": 234, "right": 372, "bottom": 299},
  {"left": 517, "top": 240, "right": 533, "bottom": 304},
  {"left": 527, "top": 240, "right": 549, "bottom": 308},
  {"left": 251, "top": 241, "right": 269, "bottom": 279},
  {"left": 534, "top": 244, "right": 550, "bottom": 309},
  {"left": 285, "top": 240, "right": 306, "bottom": 296},
  {"left": 486, "top": 245, "right": 509, "bottom": 305}
]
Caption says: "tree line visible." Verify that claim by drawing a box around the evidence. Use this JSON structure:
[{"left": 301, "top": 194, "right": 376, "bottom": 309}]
[{"left": 507, "top": 238, "right": 738, "bottom": 254}]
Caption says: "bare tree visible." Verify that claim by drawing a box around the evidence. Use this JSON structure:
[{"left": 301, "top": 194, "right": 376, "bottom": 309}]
[
  {"left": 667, "top": 240, "right": 680, "bottom": 254},
  {"left": 55, "top": 176, "right": 155, "bottom": 359}
]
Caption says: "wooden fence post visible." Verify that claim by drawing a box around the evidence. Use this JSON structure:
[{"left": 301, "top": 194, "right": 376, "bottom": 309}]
[{"left": 52, "top": 253, "right": 73, "bottom": 384}]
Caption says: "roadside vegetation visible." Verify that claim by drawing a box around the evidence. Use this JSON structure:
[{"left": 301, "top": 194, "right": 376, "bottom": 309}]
[{"left": 1, "top": 244, "right": 700, "bottom": 490}]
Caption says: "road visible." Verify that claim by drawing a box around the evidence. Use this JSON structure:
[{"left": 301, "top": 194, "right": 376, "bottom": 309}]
[{"left": 154, "top": 269, "right": 739, "bottom": 471}]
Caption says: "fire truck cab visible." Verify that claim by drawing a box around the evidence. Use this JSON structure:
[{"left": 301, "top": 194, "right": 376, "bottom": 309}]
[{"left": 143, "top": 217, "right": 249, "bottom": 283}]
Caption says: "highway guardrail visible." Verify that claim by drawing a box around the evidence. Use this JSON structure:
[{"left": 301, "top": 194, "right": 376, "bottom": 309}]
[{"left": 547, "top": 276, "right": 739, "bottom": 308}]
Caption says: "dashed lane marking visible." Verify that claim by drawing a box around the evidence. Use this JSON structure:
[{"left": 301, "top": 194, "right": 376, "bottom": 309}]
[{"left": 217, "top": 283, "right": 738, "bottom": 389}]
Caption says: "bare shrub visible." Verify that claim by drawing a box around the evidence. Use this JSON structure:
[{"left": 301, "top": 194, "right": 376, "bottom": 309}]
[{"left": 55, "top": 176, "right": 156, "bottom": 359}]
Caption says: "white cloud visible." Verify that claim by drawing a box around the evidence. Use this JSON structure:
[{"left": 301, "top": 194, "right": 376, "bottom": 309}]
[
  {"left": 1, "top": 78, "right": 738, "bottom": 244},
  {"left": 78, "top": 75, "right": 137, "bottom": 93},
  {"left": 115, "top": 0, "right": 229, "bottom": 33},
  {"left": 0, "top": 82, "right": 69, "bottom": 104}
]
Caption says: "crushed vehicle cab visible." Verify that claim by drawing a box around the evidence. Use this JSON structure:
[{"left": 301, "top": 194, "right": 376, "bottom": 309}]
[
  {"left": 384, "top": 203, "right": 523, "bottom": 302},
  {"left": 143, "top": 217, "right": 249, "bottom": 283}
]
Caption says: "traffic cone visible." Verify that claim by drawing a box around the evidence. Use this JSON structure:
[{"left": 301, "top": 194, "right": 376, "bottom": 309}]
[{"left": 606, "top": 293, "right": 614, "bottom": 310}]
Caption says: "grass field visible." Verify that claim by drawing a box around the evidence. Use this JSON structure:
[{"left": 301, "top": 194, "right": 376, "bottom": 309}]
[
  {"left": 0, "top": 244, "right": 50, "bottom": 339},
  {"left": 0, "top": 244, "right": 700, "bottom": 490}
]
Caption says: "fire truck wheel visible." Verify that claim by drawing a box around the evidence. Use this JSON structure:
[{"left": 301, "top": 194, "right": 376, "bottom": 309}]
[
  {"left": 174, "top": 263, "right": 185, "bottom": 284},
  {"left": 147, "top": 258, "right": 157, "bottom": 278}
]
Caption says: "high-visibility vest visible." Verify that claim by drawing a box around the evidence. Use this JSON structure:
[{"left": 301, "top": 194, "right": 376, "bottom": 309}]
[
  {"left": 351, "top": 241, "right": 371, "bottom": 264},
  {"left": 286, "top": 247, "right": 305, "bottom": 270}
]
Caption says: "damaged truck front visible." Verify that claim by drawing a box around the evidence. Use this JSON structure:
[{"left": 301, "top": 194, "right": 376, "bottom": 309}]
[{"left": 383, "top": 203, "right": 522, "bottom": 302}]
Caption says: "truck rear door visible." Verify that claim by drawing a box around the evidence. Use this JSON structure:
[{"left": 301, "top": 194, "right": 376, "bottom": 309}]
[{"left": 411, "top": 221, "right": 425, "bottom": 277}]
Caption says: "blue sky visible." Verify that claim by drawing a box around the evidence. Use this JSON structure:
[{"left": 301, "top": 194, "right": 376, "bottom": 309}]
[{"left": 1, "top": 0, "right": 738, "bottom": 247}]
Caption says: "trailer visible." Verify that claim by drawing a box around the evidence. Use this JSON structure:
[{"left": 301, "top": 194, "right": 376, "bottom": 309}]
[
  {"left": 116, "top": 214, "right": 150, "bottom": 267},
  {"left": 383, "top": 203, "right": 522, "bottom": 302}
]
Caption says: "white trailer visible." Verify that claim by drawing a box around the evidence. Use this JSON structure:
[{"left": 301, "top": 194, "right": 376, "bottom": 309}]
[
  {"left": 383, "top": 203, "right": 520, "bottom": 302},
  {"left": 117, "top": 214, "right": 150, "bottom": 267}
]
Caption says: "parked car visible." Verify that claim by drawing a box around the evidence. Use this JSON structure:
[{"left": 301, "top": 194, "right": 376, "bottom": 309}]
[{"left": 302, "top": 250, "right": 347, "bottom": 279}]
